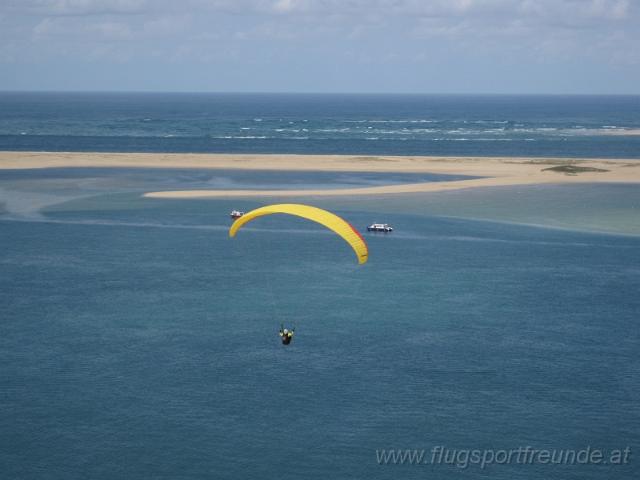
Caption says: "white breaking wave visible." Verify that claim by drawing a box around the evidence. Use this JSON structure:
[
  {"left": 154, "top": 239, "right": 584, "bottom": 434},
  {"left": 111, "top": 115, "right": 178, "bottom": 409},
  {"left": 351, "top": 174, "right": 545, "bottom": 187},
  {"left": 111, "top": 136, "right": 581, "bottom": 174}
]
[
  {"left": 344, "top": 119, "right": 437, "bottom": 124},
  {"left": 211, "top": 135, "right": 269, "bottom": 139}
]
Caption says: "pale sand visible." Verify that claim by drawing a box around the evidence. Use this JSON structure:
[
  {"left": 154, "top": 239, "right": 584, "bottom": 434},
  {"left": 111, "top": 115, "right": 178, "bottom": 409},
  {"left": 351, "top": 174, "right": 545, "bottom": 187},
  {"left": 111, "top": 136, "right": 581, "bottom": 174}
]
[
  {"left": 1, "top": 151, "right": 639, "bottom": 198},
  {"left": 600, "top": 128, "right": 640, "bottom": 136}
]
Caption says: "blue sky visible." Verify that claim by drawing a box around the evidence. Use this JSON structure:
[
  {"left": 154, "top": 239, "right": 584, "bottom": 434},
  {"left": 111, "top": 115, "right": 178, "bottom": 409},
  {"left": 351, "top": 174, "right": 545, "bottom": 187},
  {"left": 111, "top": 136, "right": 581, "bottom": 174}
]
[{"left": 1, "top": 0, "right": 638, "bottom": 93}]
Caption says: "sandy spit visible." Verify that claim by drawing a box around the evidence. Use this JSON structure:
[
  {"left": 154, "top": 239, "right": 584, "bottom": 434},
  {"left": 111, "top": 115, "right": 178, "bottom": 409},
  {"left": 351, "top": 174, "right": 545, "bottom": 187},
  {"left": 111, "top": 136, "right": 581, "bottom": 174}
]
[{"left": 1, "top": 151, "right": 638, "bottom": 198}]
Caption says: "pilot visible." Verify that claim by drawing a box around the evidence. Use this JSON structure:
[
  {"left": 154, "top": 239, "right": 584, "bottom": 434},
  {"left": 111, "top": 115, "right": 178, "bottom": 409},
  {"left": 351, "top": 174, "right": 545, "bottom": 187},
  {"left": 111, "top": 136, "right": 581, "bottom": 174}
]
[{"left": 279, "top": 325, "right": 294, "bottom": 345}]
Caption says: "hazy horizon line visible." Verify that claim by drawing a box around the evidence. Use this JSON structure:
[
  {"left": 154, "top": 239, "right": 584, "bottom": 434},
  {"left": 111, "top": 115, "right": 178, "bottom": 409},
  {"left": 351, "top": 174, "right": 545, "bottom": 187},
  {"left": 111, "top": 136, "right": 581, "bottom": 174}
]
[{"left": 1, "top": 90, "right": 639, "bottom": 96}]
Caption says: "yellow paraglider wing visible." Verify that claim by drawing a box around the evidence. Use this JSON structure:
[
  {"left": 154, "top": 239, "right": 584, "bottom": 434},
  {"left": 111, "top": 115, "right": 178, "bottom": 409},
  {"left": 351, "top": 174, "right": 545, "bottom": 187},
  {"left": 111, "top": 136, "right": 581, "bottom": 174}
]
[{"left": 229, "top": 204, "right": 368, "bottom": 264}]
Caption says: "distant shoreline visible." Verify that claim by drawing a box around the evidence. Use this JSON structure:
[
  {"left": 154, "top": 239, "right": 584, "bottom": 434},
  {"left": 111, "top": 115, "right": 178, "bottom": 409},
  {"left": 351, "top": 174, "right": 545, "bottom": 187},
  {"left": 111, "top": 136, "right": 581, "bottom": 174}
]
[{"left": 1, "top": 151, "right": 639, "bottom": 198}]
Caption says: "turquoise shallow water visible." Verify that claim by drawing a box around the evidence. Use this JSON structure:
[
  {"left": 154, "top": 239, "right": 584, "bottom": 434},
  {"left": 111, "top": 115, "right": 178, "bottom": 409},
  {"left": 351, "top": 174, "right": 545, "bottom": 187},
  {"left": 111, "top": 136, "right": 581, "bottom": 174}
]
[{"left": 1, "top": 169, "right": 639, "bottom": 479}]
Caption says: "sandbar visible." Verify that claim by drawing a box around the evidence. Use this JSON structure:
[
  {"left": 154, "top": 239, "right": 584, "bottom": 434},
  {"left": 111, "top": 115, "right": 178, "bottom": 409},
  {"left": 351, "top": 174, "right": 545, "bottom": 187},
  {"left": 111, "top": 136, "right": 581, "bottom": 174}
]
[{"left": 0, "top": 151, "right": 639, "bottom": 198}]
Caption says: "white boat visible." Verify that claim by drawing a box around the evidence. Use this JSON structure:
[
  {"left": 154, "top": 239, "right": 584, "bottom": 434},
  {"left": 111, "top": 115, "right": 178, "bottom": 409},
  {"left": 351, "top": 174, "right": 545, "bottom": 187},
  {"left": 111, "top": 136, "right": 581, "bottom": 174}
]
[
  {"left": 367, "top": 223, "right": 393, "bottom": 232},
  {"left": 230, "top": 210, "right": 245, "bottom": 219}
]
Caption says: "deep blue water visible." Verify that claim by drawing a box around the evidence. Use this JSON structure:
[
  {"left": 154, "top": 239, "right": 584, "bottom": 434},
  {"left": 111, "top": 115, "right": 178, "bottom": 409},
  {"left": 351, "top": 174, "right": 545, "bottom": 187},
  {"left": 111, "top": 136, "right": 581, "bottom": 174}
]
[
  {"left": 1, "top": 92, "right": 639, "bottom": 158},
  {"left": 1, "top": 169, "right": 639, "bottom": 479}
]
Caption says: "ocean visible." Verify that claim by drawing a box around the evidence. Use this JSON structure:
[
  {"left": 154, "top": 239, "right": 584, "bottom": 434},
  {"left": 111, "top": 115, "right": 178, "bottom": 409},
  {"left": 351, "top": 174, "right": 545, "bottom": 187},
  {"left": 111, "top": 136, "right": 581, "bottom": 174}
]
[
  {"left": 1, "top": 94, "right": 639, "bottom": 479},
  {"left": 1, "top": 92, "right": 639, "bottom": 158}
]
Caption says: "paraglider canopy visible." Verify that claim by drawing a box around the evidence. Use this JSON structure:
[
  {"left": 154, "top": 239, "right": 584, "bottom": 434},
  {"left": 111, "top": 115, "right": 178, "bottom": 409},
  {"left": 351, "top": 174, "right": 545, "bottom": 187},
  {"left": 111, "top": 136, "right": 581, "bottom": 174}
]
[{"left": 229, "top": 203, "right": 368, "bottom": 264}]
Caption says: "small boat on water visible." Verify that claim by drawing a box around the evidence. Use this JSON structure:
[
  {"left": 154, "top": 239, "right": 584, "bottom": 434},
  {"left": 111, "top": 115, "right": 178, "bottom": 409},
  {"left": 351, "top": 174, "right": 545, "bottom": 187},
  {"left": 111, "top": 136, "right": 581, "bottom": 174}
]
[
  {"left": 230, "top": 210, "right": 245, "bottom": 219},
  {"left": 367, "top": 223, "right": 393, "bottom": 232}
]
